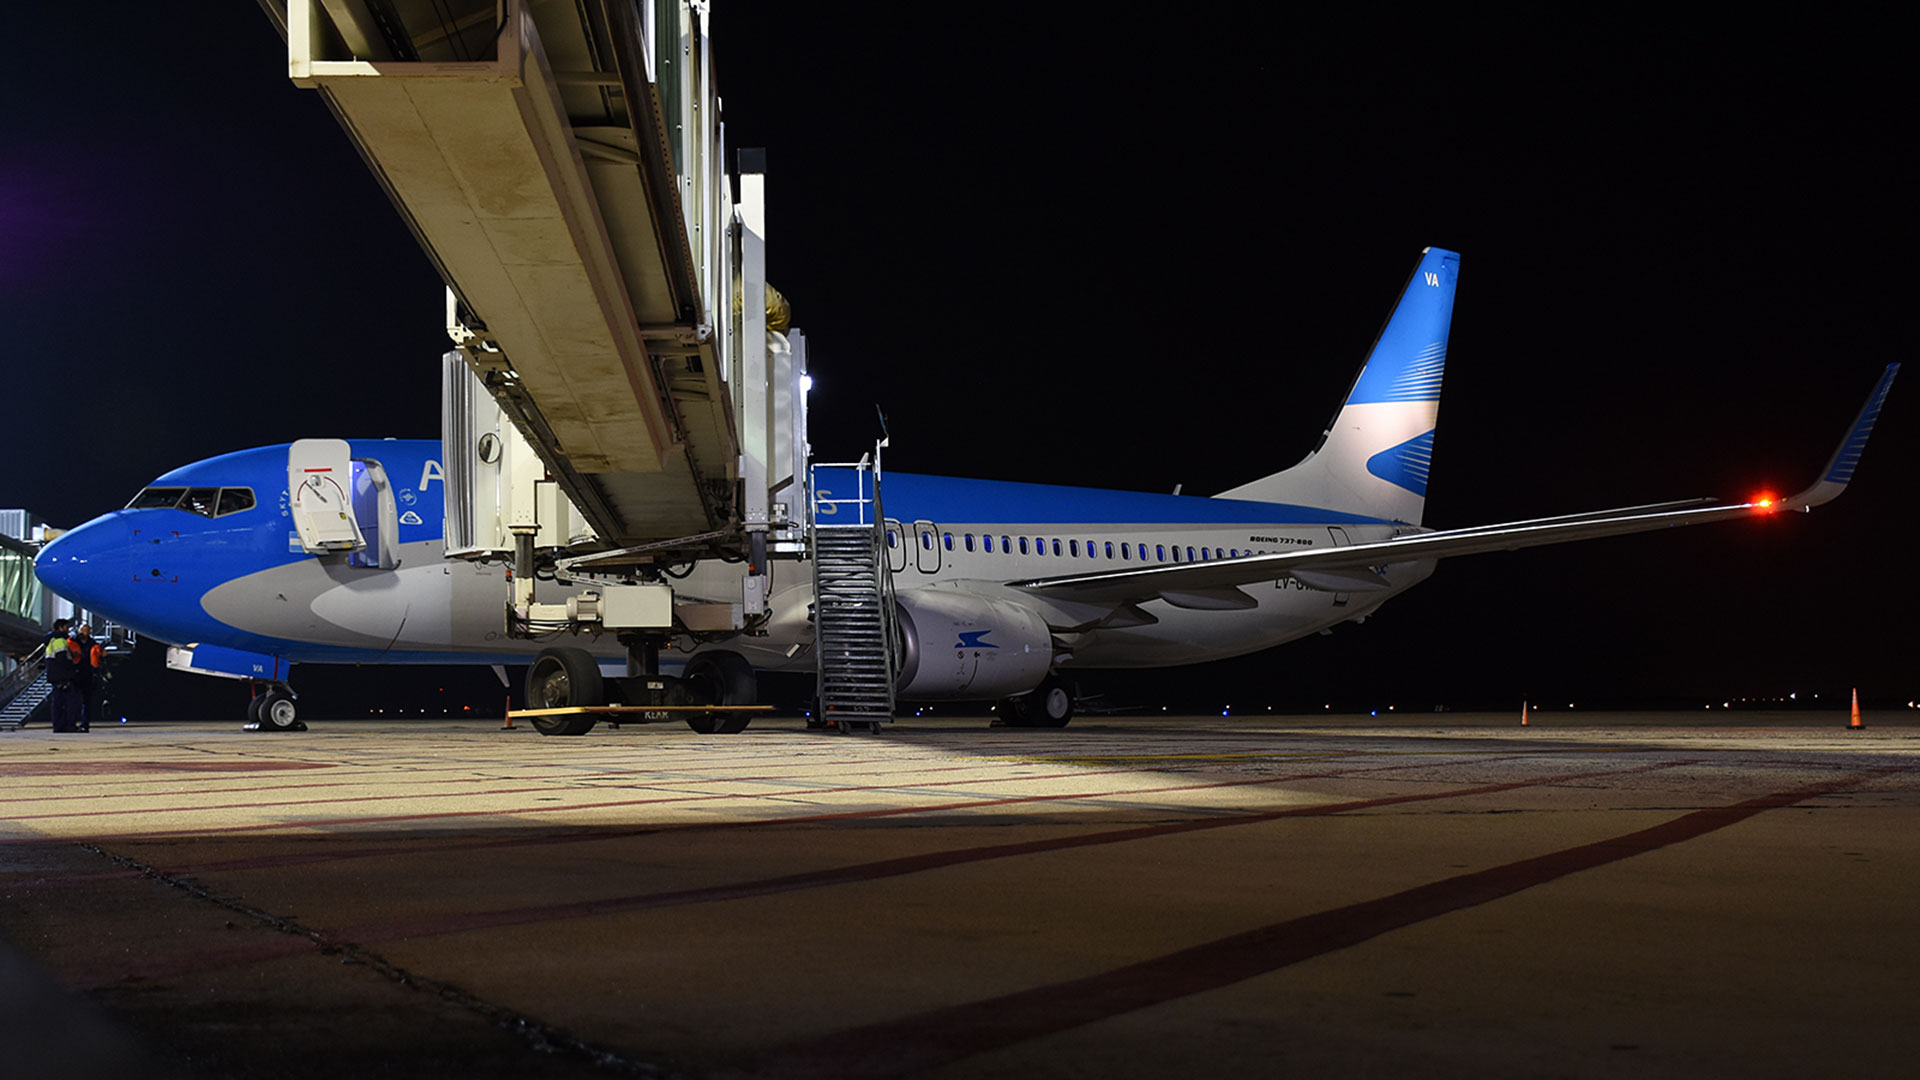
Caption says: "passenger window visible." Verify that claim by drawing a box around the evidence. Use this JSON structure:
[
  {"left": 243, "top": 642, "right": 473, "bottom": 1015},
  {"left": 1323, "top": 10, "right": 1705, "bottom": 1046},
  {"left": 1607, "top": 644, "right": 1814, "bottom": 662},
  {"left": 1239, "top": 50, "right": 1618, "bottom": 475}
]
[
  {"left": 1216, "top": 548, "right": 1225, "bottom": 560},
  {"left": 1138, "top": 543, "right": 1148, "bottom": 560},
  {"left": 1019, "top": 537, "right": 1030, "bottom": 555},
  {"left": 1105, "top": 541, "right": 1115, "bottom": 559},
  {"left": 965, "top": 534, "right": 976, "bottom": 552},
  {"left": 920, "top": 532, "right": 933, "bottom": 550},
  {"left": 1200, "top": 548, "right": 1210, "bottom": 561},
  {"left": 127, "top": 486, "right": 187, "bottom": 510},
  {"left": 1002, "top": 535, "right": 1012, "bottom": 553},
  {"left": 1156, "top": 545, "right": 1166, "bottom": 561},
  {"left": 215, "top": 488, "right": 256, "bottom": 516},
  {"left": 1051, "top": 539, "right": 1062, "bottom": 556},
  {"left": 1069, "top": 540, "right": 1079, "bottom": 557},
  {"left": 1187, "top": 546, "right": 1196, "bottom": 562},
  {"left": 887, "top": 530, "right": 899, "bottom": 548},
  {"left": 1120, "top": 543, "right": 1130, "bottom": 561},
  {"left": 943, "top": 532, "right": 954, "bottom": 551},
  {"left": 1230, "top": 548, "right": 1239, "bottom": 558},
  {"left": 1172, "top": 546, "right": 1182, "bottom": 563}
]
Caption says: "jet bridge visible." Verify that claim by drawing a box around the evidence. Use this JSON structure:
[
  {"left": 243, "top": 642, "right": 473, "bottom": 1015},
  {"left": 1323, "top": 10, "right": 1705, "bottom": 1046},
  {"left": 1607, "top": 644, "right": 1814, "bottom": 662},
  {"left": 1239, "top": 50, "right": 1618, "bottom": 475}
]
[
  {"left": 266, "top": 1, "right": 897, "bottom": 726},
  {"left": 267, "top": 2, "right": 812, "bottom": 604}
]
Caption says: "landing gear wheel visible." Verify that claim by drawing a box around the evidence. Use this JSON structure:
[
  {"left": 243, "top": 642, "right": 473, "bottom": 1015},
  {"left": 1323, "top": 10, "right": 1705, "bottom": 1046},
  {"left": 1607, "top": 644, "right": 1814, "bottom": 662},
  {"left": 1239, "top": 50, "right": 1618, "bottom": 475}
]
[
  {"left": 996, "top": 675, "right": 1074, "bottom": 729},
  {"left": 682, "top": 651, "right": 755, "bottom": 734},
  {"left": 993, "top": 693, "right": 1033, "bottom": 727},
  {"left": 246, "top": 694, "right": 264, "bottom": 726},
  {"left": 525, "top": 647, "right": 603, "bottom": 737},
  {"left": 1030, "top": 675, "right": 1075, "bottom": 728},
  {"left": 257, "top": 689, "right": 305, "bottom": 732}
]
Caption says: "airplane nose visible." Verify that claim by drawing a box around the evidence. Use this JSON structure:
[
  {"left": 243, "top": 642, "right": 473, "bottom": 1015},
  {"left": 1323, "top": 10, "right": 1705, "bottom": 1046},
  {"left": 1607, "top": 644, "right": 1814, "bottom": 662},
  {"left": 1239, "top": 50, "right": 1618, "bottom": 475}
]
[{"left": 34, "top": 515, "right": 127, "bottom": 615}]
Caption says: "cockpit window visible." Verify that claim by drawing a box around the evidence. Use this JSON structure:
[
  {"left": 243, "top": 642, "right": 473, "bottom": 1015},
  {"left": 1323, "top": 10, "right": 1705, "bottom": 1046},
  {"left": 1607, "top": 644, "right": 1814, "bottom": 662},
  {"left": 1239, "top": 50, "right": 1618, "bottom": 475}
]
[
  {"left": 127, "top": 487, "right": 187, "bottom": 510},
  {"left": 215, "top": 488, "right": 256, "bottom": 516},
  {"left": 183, "top": 488, "right": 220, "bottom": 516},
  {"left": 126, "top": 485, "right": 257, "bottom": 517}
]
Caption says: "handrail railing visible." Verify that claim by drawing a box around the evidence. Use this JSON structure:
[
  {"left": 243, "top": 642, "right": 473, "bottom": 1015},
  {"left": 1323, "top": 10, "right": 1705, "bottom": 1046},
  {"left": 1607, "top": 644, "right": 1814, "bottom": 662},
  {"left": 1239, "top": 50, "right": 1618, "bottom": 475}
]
[
  {"left": 0, "top": 653, "right": 46, "bottom": 709},
  {"left": 809, "top": 450, "right": 883, "bottom": 527}
]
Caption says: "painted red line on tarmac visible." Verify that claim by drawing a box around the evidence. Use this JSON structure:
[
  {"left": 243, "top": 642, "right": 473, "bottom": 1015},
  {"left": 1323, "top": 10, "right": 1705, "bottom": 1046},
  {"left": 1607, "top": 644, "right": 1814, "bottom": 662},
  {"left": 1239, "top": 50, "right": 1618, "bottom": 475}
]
[
  {"left": 337, "top": 760, "right": 1678, "bottom": 944},
  {"left": 0, "top": 761, "right": 331, "bottom": 777},
  {"left": 4, "top": 762, "right": 1173, "bottom": 825},
  {"left": 1, "top": 786, "right": 574, "bottom": 822},
  {"left": 743, "top": 765, "right": 1906, "bottom": 1080},
  {"left": 9, "top": 775, "right": 549, "bottom": 803},
  {"left": 22, "top": 755, "right": 1481, "bottom": 875},
  {"left": 65, "top": 754, "right": 1499, "bottom": 849},
  {"left": 0, "top": 755, "right": 1081, "bottom": 805},
  {"left": 5, "top": 766, "right": 1248, "bottom": 841}
]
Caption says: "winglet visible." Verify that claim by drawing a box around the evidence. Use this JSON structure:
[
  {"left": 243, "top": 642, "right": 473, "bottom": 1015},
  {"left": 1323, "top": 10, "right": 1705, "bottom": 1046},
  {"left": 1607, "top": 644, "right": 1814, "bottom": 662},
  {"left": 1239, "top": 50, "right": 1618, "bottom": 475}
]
[{"left": 1785, "top": 363, "right": 1899, "bottom": 510}]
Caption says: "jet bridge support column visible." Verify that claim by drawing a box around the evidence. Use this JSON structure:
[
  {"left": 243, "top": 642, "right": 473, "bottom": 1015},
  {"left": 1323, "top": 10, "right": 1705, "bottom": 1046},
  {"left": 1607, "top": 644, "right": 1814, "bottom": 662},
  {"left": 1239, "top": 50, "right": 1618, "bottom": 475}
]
[{"left": 738, "top": 149, "right": 771, "bottom": 619}]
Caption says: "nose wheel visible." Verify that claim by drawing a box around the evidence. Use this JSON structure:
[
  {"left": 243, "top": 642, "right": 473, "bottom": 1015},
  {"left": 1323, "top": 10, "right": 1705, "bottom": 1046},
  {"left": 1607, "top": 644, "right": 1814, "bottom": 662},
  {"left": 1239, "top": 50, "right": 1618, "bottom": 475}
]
[{"left": 244, "top": 683, "right": 305, "bottom": 732}]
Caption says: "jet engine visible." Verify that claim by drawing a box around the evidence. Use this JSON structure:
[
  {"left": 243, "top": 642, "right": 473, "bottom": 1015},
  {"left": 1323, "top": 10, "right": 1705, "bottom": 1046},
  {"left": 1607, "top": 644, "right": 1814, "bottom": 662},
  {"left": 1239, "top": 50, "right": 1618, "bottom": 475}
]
[{"left": 895, "top": 590, "right": 1052, "bottom": 699}]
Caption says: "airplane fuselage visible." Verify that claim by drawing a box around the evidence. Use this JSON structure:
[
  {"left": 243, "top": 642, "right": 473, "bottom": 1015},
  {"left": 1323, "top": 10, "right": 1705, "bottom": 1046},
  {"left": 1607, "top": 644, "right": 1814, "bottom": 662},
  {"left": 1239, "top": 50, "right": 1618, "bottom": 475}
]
[{"left": 40, "top": 440, "right": 1434, "bottom": 690}]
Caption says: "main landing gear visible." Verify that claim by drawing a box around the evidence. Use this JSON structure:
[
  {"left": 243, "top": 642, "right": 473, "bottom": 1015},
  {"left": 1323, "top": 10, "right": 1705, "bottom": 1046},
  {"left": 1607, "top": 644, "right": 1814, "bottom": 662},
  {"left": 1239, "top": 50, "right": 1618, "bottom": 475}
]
[
  {"left": 995, "top": 673, "right": 1075, "bottom": 729},
  {"left": 244, "top": 682, "right": 305, "bottom": 732},
  {"left": 522, "top": 643, "right": 759, "bottom": 737}
]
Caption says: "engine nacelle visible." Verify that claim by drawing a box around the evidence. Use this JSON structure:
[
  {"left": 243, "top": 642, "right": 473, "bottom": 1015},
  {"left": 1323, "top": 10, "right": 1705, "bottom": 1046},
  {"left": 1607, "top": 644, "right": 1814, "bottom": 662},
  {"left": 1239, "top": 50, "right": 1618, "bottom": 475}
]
[{"left": 895, "top": 590, "right": 1052, "bottom": 699}]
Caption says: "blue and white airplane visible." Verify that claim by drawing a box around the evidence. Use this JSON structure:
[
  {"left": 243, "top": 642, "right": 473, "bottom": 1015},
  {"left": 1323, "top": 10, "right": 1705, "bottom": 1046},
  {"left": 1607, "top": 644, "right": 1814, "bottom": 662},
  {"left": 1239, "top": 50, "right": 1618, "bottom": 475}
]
[{"left": 34, "top": 249, "right": 1898, "bottom": 732}]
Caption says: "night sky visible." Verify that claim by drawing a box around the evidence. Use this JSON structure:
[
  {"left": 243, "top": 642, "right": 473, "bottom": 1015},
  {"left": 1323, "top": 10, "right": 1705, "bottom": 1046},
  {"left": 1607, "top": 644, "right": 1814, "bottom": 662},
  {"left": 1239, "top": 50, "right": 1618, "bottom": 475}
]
[{"left": 6, "top": 6, "right": 1912, "bottom": 717}]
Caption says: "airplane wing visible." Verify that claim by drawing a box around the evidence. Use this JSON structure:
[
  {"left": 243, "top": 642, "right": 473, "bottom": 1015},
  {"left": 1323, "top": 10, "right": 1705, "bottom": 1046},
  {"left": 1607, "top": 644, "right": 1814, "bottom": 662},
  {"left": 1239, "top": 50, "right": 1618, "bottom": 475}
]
[{"left": 1010, "top": 364, "right": 1899, "bottom": 607}]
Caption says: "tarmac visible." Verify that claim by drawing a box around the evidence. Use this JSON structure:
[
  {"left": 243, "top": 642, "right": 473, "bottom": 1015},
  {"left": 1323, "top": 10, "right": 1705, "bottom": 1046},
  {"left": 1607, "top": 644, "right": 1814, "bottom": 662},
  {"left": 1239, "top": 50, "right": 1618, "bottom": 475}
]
[{"left": 3, "top": 711, "right": 1918, "bottom": 1078}]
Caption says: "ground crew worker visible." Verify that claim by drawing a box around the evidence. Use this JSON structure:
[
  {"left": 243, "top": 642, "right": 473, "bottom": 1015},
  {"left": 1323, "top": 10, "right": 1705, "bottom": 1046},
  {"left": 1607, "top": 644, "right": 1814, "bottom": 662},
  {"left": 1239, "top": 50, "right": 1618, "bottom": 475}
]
[
  {"left": 69, "top": 623, "right": 98, "bottom": 732},
  {"left": 43, "top": 619, "right": 83, "bottom": 733}
]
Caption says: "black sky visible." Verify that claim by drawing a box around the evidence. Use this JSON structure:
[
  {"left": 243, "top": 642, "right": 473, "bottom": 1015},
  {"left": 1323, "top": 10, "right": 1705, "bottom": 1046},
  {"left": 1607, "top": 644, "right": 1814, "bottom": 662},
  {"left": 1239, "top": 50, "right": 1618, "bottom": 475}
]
[{"left": 4, "top": 6, "right": 1912, "bottom": 713}]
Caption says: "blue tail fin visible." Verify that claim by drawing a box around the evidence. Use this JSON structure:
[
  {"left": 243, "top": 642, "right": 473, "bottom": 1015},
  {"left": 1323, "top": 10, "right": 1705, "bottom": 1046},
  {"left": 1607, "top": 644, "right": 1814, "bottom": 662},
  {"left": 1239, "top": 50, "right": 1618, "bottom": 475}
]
[{"left": 1217, "top": 247, "right": 1460, "bottom": 525}]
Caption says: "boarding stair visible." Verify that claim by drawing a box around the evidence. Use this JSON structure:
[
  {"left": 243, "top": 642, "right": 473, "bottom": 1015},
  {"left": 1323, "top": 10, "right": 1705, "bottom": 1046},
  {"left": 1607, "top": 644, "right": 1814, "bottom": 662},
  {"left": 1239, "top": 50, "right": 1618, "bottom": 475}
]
[
  {"left": 0, "top": 656, "right": 51, "bottom": 731},
  {"left": 809, "top": 455, "right": 897, "bottom": 731}
]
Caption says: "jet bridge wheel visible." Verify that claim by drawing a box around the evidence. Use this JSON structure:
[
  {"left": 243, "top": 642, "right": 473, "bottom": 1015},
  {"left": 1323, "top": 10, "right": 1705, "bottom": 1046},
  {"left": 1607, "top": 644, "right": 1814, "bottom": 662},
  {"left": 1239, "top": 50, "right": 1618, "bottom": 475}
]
[
  {"left": 526, "top": 647, "right": 603, "bottom": 737},
  {"left": 681, "top": 651, "right": 756, "bottom": 734}
]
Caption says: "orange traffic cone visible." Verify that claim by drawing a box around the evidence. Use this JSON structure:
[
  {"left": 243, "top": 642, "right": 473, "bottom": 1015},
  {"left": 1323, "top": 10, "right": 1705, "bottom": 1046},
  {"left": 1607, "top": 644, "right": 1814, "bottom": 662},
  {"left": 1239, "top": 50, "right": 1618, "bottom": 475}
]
[
  {"left": 1520, "top": 699, "right": 1530, "bottom": 727},
  {"left": 1849, "top": 688, "right": 1863, "bottom": 730}
]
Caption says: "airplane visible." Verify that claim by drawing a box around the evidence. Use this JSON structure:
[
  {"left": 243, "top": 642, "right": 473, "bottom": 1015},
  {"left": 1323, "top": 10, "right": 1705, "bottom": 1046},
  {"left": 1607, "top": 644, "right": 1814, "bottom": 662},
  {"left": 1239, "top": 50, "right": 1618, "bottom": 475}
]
[{"left": 33, "top": 248, "right": 1899, "bottom": 734}]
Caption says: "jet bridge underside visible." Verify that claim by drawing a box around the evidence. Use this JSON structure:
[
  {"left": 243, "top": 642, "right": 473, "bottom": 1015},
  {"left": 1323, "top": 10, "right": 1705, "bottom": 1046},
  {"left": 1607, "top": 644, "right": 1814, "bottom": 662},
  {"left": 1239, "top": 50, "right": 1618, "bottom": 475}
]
[{"left": 278, "top": 0, "right": 738, "bottom": 549}]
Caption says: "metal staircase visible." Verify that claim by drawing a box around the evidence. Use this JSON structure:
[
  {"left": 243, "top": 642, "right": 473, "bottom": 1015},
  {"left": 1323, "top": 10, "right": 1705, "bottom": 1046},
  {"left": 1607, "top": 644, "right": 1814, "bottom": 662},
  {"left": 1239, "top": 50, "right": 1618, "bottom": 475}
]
[
  {"left": 1, "top": 657, "right": 51, "bottom": 731},
  {"left": 809, "top": 452, "right": 898, "bottom": 732}
]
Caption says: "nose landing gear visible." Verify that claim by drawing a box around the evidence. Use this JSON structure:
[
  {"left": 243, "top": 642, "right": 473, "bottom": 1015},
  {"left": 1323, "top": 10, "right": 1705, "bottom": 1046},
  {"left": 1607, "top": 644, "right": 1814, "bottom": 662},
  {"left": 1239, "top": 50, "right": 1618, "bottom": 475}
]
[{"left": 244, "top": 682, "right": 305, "bottom": 732}]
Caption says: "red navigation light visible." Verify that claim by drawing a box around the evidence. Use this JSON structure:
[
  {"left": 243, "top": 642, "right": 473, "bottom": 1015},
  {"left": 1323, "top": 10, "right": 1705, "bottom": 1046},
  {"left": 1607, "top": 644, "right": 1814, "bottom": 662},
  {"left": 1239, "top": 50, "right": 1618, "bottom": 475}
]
[{"left": 1752, "top": 492, "right": 1777, "bottom": 512}]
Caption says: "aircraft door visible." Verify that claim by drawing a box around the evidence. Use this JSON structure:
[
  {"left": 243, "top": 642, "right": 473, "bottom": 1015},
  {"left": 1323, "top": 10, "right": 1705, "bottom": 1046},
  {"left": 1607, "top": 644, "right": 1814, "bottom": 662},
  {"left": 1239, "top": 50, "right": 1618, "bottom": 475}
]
[
  {"left": 348, "top": 459, "right": 401, "bottom": 570},
  {"left": 913, "top": 520, "right": 941, "bottom": 574},
  {"left": 1325, "top": 527, "right": 1352, "bottom": 607},
  {"left": 288, "top": 439, "right": 363, "bottom": 553},
  {"left": 884, "top": 519, "right": 907, "bottom": 574}
]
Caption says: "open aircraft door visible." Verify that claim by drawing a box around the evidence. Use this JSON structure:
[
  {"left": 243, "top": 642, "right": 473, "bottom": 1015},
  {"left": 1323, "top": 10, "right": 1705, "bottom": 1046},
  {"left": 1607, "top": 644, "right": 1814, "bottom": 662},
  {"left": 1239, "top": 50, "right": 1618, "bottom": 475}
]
[{"left": 288, "top": 439, "right": 363, "bottom": 554}]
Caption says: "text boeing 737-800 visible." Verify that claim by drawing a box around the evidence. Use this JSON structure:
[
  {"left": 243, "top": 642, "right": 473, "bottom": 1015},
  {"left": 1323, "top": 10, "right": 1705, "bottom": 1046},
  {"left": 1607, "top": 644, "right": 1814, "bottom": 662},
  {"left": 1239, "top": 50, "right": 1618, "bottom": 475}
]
[{"left": 34, "top": 249, "right": 1898, "bottom": 733}]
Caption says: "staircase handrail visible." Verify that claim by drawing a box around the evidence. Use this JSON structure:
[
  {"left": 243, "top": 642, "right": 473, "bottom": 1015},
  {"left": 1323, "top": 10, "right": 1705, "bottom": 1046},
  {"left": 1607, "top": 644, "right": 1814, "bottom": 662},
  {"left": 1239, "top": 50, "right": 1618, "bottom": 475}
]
[{"left": 0, "top": 653, "right": 47, "bottom": 710}]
